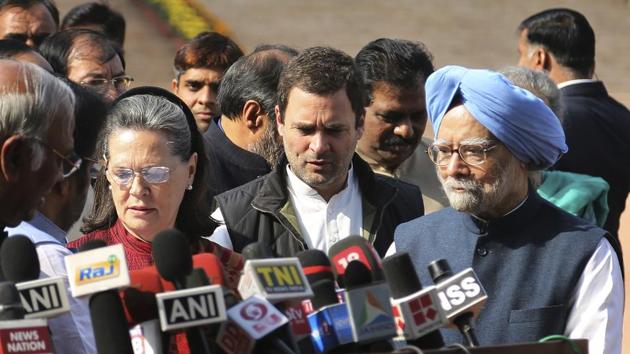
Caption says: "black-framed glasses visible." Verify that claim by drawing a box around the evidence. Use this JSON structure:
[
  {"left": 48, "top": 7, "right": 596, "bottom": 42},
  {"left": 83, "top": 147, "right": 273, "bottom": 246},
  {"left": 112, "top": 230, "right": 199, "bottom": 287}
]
[
  {"left": 427, "top": 143, "right": 498, "bottom": 167},
  {"left": 31, "top": 138, "right": 82, "bottom": 178},
  {"left": 80, "top": 75, "right": 134, "bottom": 92},
  {"left": 107, "top": 166, "right": 171, "bottom": 188}
]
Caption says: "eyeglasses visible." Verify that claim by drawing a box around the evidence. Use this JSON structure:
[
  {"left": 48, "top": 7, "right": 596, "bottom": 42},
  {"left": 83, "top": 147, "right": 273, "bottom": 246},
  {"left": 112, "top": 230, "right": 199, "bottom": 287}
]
[
  {"left": 31, "top": 138, "right": 82, "bottom": 178},
  {"left": 107, "top": 166, "right": 171, "bottom": 187},
  {"left": 80, "top": 75, "right": 134, "bottom": 92},
  {"left": 427, "top": 143, "right": 498, "bottom": 167}
]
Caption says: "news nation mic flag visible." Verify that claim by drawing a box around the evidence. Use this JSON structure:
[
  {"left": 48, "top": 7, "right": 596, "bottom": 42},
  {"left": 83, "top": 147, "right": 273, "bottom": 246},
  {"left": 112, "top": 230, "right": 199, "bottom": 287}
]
[
  {"left": 15, "top": 277, "right": 70, "bottom": 319},
  {"left": 156, "top": 285, "right": 227, "bottom": 331},
  {"left": 0, "top": 319, "right": 53, "bottom": 354},
  {"left": 238, "top": 258, "right": 313, "bottom": 302},
  {"left": 65, "top": 244, "right": 130, "bottom": 297}
]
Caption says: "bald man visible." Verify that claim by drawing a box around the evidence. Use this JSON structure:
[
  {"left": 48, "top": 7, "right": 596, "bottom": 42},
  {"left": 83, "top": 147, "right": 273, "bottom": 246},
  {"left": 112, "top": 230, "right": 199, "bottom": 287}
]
[{"left": 390, "top": 66, "right": 622, "bottom": 354}]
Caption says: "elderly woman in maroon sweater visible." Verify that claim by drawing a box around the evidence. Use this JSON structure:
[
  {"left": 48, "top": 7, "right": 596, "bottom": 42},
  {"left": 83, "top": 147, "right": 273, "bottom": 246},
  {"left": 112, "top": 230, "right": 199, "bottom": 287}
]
[{"left": 68, "top": 87, "right": 242, "bottom": 287}]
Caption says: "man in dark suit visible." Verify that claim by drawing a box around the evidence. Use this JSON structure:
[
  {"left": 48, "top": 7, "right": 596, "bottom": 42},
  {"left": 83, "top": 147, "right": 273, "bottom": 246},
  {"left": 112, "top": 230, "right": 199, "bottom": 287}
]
[{"left": 517, "top": 8, "right": 630, "bottom": 238}]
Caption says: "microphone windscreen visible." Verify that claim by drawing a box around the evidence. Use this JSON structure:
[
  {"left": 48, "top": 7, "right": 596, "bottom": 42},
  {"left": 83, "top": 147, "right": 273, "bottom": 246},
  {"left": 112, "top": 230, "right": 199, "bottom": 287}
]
[
  {"left": 309, "top": 279, "right": 338, "bottom": 310},
  {"left": 343, "top": 260, "right": 372, "bottom": 290},
  {"left": 122, "top": 267, "right": 164, "bottom": 324},
  {"left": 428, "top": 259, "right": 453, "bottom": 284},
  {"left": 328, "top": 235, "right": 383, "bottom": 283},
  {"left": 296, "top": 249, "right": 334, "bottom": 285},
  {"left": 241, "top": 242, "right": 274, "bottom": 260},
  {"left": 152, "top": 228, "right": 192, "bottom": 283},
  {"left": 192, "top": 253, "right": 226, "bottom": 285},
  {"left": 0, "top": 281, "right": 25, "bottom": 320},
  {"left": 1, "top": 235, "right": 40, "bottom": 282},
  {"left": 79, "top": 239, "right": 107, "bottom": 251},
  {"left": 90, "top": 291, "right": 134, "bottom": 354},
  {"left": 184, "top": 268, "right": 210, "bottom": 288},
  {"left": 383, "top": 252, "right": 422, "bottom": 298}
]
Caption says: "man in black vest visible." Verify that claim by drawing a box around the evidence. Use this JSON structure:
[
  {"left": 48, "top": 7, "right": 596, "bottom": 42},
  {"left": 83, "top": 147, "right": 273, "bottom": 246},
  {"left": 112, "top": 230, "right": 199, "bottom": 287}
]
[
  {"left": 205, "top": 45, "right": 297, "bottom": 198},
  {"left": 210, "top": 47, "right": 423, "bottom": 256},
  {"left": 392, "top": 66, "right": 622, "bottom": 354},
  {"left": 517, "top": 8, "right": 630, "bottom": 238}
]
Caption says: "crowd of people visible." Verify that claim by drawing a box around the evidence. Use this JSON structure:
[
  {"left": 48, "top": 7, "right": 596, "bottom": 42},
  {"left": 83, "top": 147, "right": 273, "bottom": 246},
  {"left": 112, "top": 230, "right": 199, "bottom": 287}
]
[{"left": 0, "top": 1, "right": 627, "bottom": 354}]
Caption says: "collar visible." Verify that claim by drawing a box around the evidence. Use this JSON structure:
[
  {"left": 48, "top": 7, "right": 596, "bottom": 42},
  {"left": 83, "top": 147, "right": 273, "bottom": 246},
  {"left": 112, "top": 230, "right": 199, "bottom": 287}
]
[
  {"left": 205, "top": 117, "right": 270, "bottom": 169},
  {"left": 286, "top": 163, "right": 355, "bottom": 200},
  {"left": 557, "top": 79, "right": 599, "bottom": 89},
  {"left": 460, "top": 187, "right": 540, "bottom": 236},
  {"left": 6, "top": 211, "right": 67, "bottom": 245}
]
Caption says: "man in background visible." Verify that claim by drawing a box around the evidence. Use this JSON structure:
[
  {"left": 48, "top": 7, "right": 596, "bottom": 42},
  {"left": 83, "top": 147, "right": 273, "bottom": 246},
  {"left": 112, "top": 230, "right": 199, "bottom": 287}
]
[
  {"left": 517, "top": 8, "right": 630, "bottom": 237},
  {"left": 0, "top": 0, "right": 58, "bottom": 47},
  {"left": 7, "top": 82, "right": 107, "bottom": 354},
  {"left": 206, "top": 44, "right": 297, "bottom": 197},
  {"left": 0, "top": 59, "right": 75, "bottom": 250},
  {"left": 211, "top": 47, "right": 423, "bottom": 256},
  {"left": 172, "top": 31, "right": 243, "bottom": 132},
  {"left": 355, "top": 38, "right": 447, "bottom": 213}
]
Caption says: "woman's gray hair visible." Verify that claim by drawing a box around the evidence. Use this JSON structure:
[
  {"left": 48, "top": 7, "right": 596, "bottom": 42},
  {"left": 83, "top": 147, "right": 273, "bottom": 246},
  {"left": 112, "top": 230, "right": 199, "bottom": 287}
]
[
  {"left": 499, "top": 66, "right": 562, "bottom": 119},
  {"left": 83, "top": 92, "right": 214, "bottom": 237},
  {"left": 102, "top": 94, "right": 192, "bottom": 161},
  {"left": 0, "top": 61, "right": 75, "bottom": 170}
]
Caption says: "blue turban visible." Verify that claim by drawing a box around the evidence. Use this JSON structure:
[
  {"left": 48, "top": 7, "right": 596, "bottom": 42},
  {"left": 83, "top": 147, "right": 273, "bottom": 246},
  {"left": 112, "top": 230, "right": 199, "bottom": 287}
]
[{"left": 425, "top": 65, "right": 568, "bottom": 170}]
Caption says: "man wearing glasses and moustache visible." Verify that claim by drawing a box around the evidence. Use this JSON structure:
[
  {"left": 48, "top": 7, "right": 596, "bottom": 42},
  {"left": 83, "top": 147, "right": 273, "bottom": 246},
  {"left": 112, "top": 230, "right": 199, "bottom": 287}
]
[{"left": 390, "top": 66, "right": 623, "bottom": 354}]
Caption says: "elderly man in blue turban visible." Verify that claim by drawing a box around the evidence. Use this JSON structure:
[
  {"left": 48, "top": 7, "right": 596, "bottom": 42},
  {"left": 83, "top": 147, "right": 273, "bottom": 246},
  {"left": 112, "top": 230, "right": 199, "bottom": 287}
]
[{"left": 390, "top": 66, "right": 623, "bottom": 354}]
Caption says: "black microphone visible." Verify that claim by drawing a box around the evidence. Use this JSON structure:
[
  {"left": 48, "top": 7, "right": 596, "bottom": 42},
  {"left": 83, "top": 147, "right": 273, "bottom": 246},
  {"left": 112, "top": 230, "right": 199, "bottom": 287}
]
[
  {"left": 0, "top": 281, "right": 25, "bottom": 320},
  {"left": 0, "top": 235, "right": 40, "bottom": 282},
  {"left": 77, "top": 241, "right": 134, "bottom": 354},
  {"left": 327, "top": 235, "right": 384, "bottom": 287},
  {"left": 382, "top": 252, "right": 445, "bottom": 349},
  {"left": 297, "top": 249, "right": 335, "bottom": 286},
  {"left": 152, "top": 228, "right": 211, "bottom": 354},
  {"left": 428, "top": 259, "right": 487, "bottom": 347}
]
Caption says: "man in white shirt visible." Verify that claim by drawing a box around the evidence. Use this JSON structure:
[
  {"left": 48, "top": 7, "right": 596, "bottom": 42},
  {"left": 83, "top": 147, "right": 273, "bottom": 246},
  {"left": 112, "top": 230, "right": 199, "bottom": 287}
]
[{"left": 210, "top": 46, "right": 424, "bottom": 257}]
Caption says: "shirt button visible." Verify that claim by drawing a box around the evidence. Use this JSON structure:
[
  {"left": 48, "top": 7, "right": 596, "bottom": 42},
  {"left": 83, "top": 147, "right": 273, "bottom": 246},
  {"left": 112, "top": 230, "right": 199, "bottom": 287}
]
[{"left": 477, "top": 247, "right": 488, "bottom": 256}]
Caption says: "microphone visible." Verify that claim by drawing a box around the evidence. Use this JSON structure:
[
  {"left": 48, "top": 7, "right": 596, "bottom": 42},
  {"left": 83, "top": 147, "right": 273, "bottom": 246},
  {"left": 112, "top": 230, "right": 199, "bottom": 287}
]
[
  {"left": 0, "top": 281, "right": 25, "bottom": 320},
  {"left": 382, "top": 253, "right": 445, "bottom": 349},
  {"left": 1, "top": 235, "right": 71, "bottom": 320},
  {"left": 0, "top": 235, "right": 40, "bottom": 282},
  {"left": 236, "top": 242, "right": 310, "bottom": 354},
  {"left": 64, "top": 240, "right": 133, "bottom": 354},
  {"left": 307, "top": 278, "right": 355, "bottom": 353},
  {"left": 123, "top": 266, "right": 168, "bottom": 354},
  {"left": 297, "top": 249, "right": 335, "bottom": 286},
  {"left": 327, "top": 236, "right": 384, "bottom": 287},
  {"left": 428, "top": 259, "right": 487, "bottom": 347},
  {"left": 343, "top": 260, "right": 396, "bottom": 348},
  {"left": 152, "top": 228, "right": 213, "bottom": 354}
]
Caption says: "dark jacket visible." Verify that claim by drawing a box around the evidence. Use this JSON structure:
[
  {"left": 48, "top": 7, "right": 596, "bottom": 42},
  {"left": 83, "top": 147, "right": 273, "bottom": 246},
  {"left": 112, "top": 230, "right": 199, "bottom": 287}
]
[
  {"left": 554, "top": 81, "right": 630, "bottom": 237},
  {"left": 395, "top": 187, "right": 614, "bottom": 345},
  {"left": 214, "top": 154, "right": 424, "bottom": 257},
  {"left": 204, "top": 117, "right": 271, "bottom": 200}
]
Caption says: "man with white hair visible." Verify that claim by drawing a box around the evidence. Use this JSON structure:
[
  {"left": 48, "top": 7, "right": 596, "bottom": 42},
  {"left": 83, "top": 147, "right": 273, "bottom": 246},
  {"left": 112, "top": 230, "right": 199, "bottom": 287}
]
[
  {"left": 0, "top": 59, "right": 76, "bottom": 243},
  {"left": 392, "top": 66, "right": 622, "bottom": 354}
]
